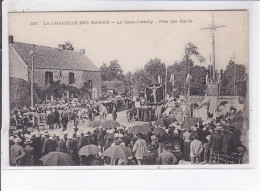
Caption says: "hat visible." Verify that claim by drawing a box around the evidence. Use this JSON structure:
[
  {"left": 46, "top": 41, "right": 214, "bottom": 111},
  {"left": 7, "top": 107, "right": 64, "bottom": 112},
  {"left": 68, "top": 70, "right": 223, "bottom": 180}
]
[
  {"left": 191, "top": 126, "right": 197, "bottom": 131},
  {"left": 215, "top": 126, "right": 223, "bottom": 131},
  {"left": 118, "top": 134, "right": 123, "bottom": 138},
  {"left": 13, "top": 137, "right": 22, "bottom": 143},
  {"left": 9, "top": 136, "right": 15, "bottom": 141},
  {"left": 63, "top": 130, "right": 69, "bottom": 135},
  {"left": 31, "top": 132, "right": 37, "bottom": 137},
  {"left": 25, "top": 138, "right": 32, "bottom": 144},
  {"left": 67, "top": 133, "right": 73, "bottom": 140}
]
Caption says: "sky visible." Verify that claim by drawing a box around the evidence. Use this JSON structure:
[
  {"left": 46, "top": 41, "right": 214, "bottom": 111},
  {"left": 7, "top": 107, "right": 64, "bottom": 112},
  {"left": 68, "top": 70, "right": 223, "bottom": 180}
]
[{"left": 9, "top": 11, "right": 248, "bottom": 73}]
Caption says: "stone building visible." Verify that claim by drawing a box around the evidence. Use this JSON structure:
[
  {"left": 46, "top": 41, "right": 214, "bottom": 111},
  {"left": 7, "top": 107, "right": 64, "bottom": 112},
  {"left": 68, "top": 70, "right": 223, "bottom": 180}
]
[{"left": 9, "top": 36, "right": 101, "bottom": 99}]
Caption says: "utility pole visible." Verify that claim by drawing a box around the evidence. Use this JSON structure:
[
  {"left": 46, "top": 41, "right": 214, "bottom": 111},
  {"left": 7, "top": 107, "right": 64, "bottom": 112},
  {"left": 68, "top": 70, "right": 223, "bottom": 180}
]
[
  {"left": 201, "top": 13, "right": 227, "bottom": 82},
  {"left": 31, "top": 45, "right": 35, "bottom": 107}
]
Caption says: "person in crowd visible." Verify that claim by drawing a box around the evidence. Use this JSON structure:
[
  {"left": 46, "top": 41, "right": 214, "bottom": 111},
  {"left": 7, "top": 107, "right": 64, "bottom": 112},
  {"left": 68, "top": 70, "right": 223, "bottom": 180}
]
[
  {"left": 54, "top": 108, "right": 61, "bottom": 128},
  {"left": 61, "top": 110, "right": 69, "bottom": 131},
  {"left": 66, "top": 133, "right": 79, "bottom": 165},
  {"left": 47, "top": 109, "right": 55, "bottom": 130},
  {"left": 157, "top": 144, "right": 178, "bottom": 165},
  {"left": 77, "top": 131, "right": 93, "bottom": 150},
  {"left": 190, "top": 135, "right": 203, "bottom": 164},
  {"left": 132, "top": 133, "right": 147, "bottom": 165},
  {"left": 56, "top": 134, "right": 67, "bottom": 153},
  {"left": 42, "top": 133, "right": 56, "bottom": 156},
  {"left": 23, "top": 138, "right": 34, "bottom": 166},
  {"left": 181, "top": 128, "right": 191, "bottom": 161},
  {"left": 112, "top": 106, "right": 117, "bottom": 121},
  {"left": 10, "top": 137, "right": 26, "bottom": 166},
  {"left": 210, "top": 126, "right": 223, "bottom": 152},
  {"left": 223, "top": 126, "right": 236, "bottom": 154},
  {"left": 97, "top": 127, "right": 105, "bottom": 152}
]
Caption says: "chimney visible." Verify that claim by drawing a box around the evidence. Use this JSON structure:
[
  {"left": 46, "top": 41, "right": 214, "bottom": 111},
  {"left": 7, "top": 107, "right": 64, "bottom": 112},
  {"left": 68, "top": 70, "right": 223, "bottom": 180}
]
[
  {"left": 58, "top": 44, "right": 65, "bottom": 51},
  {"left": 9, "top": 35, "right": 14, "bottom": 44},
  {"left": 79, "top": 49, "right": 85, "bottom": 55}
]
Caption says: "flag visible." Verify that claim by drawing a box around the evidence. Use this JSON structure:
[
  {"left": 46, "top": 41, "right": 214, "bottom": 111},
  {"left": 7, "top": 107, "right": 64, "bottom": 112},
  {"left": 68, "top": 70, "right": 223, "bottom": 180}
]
[
  {"left": 158, "top": 75, "right": 162, "bottom": 83},
  {"left": 130, "top": 75, "right": 133, "bottom": 84},
  {"left": 169, "top": 73, "right": 175, "bottom": 86},
  {"left": 186, "top": 74, "right": 192, "bottom": 84},
  {"left": 217, "top": 73, "right": 221, "bottom": 83}
]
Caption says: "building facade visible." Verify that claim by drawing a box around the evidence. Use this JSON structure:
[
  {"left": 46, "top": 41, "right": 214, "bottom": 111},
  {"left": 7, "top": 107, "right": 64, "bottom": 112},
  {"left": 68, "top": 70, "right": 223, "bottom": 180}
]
[{"left": 9, "top": 36, "right": 101, "bottom": 99}]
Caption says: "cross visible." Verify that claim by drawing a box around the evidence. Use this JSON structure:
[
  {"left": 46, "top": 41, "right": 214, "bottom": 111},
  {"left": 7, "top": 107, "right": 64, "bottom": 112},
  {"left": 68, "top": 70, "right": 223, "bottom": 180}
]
[
  {"left": 150, "top": 85, "right": 160, "bottom": 104},
  {"left": 201, "top": 13, "right": 227, "bottom": 82}
]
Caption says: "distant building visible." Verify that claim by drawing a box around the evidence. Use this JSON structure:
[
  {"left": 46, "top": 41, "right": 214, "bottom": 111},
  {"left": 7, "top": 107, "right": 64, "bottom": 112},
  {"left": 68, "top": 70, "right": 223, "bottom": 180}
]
[
  {"left": 101, "top": 80, "right": 126, "bottom": 96},
  {"left": 9, "top": 35, "right": 101, "bottom": 99}
]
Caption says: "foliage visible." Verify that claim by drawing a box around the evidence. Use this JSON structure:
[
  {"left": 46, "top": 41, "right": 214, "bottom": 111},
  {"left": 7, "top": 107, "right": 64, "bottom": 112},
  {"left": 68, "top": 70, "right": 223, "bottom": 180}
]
[
  {"left": 144, "top": 58, "right": 166, "bottom": 82},
  {"left": 100, "top": 60, "right": 125, "bottom": 81},
  {"left": 221, "top": 60, "right": 247, "bottom": 96},
  {"left": 132, "top": 69, "right": 156, "bottom": 92}
]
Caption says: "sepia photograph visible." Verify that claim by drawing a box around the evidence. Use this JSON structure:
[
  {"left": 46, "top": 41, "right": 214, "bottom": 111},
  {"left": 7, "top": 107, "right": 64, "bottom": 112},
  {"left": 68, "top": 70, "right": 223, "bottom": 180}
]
[{"left": 7, "top": 10, "right": 249, "bottom": 167}]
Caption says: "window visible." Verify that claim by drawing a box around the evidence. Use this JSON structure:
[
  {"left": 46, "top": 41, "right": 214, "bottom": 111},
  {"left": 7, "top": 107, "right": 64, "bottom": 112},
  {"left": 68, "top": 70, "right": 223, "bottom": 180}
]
[
  {"left": 45, "top": 72, "right": 53, "bottom": 84},
  {"left": 69, "top": 72, "right": 75, "bottom": 84},
  {"left": 88, "top": 80, "right": 92, "bottom": 88}
]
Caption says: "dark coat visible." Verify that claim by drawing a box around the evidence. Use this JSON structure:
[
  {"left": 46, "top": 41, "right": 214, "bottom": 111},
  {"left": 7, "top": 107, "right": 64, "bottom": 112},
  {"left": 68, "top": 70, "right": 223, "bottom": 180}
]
[
  {"left": 223, "top": 132, "right": 235, "bottom": 153},
  {"left": 61, "top": 112, "right": 69, "bottom": 126},
  {"left": 42, "top": 139, "right": 56, "bottom": 155},
  {"left": 47, "top": 112, "right": 55, "bottom": 125},
  {"left": 210, "top": 132, "right": 223, "bottom": 152},
  {"left": 77, "top": 136, "right": 93, "bottom": 150},
  {"left": 56, "top": 139, "right": 67, "bottom": 153},
  {"left": 97, "top": 130, "right": 105, "bottom": 146}
]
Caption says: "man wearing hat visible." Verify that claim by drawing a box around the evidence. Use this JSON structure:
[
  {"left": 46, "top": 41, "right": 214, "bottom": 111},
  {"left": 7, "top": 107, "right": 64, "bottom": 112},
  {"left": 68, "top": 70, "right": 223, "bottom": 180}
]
[
  {"left": 10, "top": 138, "right": 26, "bottom": 166},
  {"left": 42, "top": 133, "right": 56, "bottom": 156},
  {"left": 30, "top": 132, "right": 42, "bottom": 165},
  {"left": 61, "top": 109, "right": 69, "bottom": 131},
  {"left": 23, "top": 138, "right": 34, "bottom": 166},
  {"left": 132, "top": 133, "right": 147, "bottom": 165},
  {"left": 210, "top": 126, "right": 223, "bottom": 153},
  {"left": 223, "top": 125, "right": 235, "bottom": 154}
]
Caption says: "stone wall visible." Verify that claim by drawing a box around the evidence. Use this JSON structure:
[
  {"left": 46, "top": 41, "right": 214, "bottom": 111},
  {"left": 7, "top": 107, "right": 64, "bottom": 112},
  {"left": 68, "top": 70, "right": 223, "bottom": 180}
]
[
  {"left": 83, "top": 71, "right": 101, "bottom": 98},
  {"left": 28, "top": 68, "right": 101, "bottom": 98},
  {"left": 29, "top": 68, "right": 84, "bottom": 88}
]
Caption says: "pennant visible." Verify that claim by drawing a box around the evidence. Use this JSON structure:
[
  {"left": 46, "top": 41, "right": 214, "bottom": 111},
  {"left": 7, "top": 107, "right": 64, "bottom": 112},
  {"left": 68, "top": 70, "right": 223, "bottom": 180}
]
[
  {"left": 169, "top": 73, "right": 175, "bottom": 86},
  {"left": 186, "top": 74, "right": 192, "bottom": 84}
]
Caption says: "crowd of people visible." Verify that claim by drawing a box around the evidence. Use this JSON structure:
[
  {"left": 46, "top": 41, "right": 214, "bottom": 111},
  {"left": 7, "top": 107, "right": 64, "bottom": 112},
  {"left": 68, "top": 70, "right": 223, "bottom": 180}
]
[{"left": 9, "top": 95, "right": 246, "bottom": 166}]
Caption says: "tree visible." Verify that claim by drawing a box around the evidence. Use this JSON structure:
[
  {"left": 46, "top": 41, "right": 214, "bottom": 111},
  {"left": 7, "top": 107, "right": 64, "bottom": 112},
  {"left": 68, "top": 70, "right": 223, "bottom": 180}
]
[
  {"left": 221, "top": 60, "right": 247, "bottom": 96},
  {"left": 144, "top": 58, "right": 166, "bottom": 83},
  {"left": 190, "top": 66, "right": 207, "bottom": 95},
  {"left": 167, "top": 43, "right": 206, "bottom": 96},
  {"left": 107, "top": 60, "right": 124, "bottom": 81},
  {"left": 100, "top": 63, "right": 108, "bottom": 81},
  {"left": 100, "top": 60, "right": 125, "bottom": 81},
  {"left": 132, "top": 69, "right": 156, "bottom": 94}
]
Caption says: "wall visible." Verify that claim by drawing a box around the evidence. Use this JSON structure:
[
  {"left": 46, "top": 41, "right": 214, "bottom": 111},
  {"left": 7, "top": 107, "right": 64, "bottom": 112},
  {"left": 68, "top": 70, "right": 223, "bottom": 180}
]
[
  {"left": 29, "top": 68, "right": 84, "bottom": 88},
  {"left": 9, "top": 45, "right": 28, "bottom": 81},
  {"left": 83, "top": 71, "right": 101, "bottom": 98}
]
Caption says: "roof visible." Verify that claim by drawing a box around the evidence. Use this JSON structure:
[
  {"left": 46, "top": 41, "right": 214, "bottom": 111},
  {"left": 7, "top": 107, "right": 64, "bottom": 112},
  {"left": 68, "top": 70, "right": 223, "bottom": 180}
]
[{"left": 10, "top": 42, "right": 100, "bottom": 72}]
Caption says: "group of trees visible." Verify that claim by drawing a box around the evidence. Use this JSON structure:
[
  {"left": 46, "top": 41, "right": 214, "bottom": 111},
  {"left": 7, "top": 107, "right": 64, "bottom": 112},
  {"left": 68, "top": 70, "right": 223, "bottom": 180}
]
[{"left": 100, "top": 42, "right": 247, "bottom": 97}]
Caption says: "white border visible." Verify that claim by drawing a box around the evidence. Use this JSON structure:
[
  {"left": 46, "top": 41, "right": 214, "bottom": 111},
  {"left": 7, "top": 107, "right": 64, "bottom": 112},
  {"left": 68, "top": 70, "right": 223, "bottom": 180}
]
[{"left": 2, "top": 1, "right": 259, "bottom": 171}]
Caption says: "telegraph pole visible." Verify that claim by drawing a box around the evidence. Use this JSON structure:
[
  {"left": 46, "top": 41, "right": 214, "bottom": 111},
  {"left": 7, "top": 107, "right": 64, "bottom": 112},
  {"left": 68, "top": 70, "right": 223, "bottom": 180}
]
[{"left": 201, "top": 13, "right": 227, "bottom": 82}]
